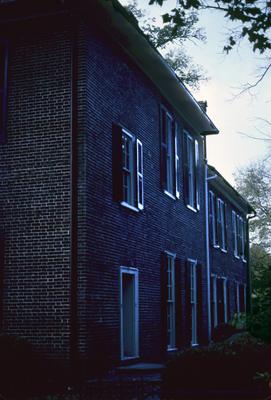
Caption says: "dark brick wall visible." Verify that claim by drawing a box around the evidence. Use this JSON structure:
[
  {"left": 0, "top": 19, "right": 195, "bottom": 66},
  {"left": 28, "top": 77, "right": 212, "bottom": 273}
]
[
  {"left": 83, "top": 26, "right": 208, "bottom": 367},
  {"left": 0, "top": 18, "right": 72, "bottom": 361}
]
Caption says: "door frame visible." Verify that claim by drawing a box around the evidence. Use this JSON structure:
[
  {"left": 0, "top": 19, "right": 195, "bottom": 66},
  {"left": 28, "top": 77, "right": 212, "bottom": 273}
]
[{"left": 120, "top": 266, "right": 139, "bottom": 360}]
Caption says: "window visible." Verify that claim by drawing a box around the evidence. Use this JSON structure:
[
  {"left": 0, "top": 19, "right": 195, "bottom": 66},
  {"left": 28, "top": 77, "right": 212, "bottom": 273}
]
[
  {"left": 223, "top": 278, "right": 228, "bottom": 323},
  {"left": 166, "top": 253, "right": 176, "bottom": 350},
  {"left": 188, "top": 259, "right": 198, "bottom": 346},
  {"left": 120, "top": 267, "right": 139, "bottom": 360},
  {"left": 211, "top": 274, "right": 218, "bottom": 329},
  {"left": 216, "top": 198, "right": 227, "bottom": 251},
  {"left": 160, "top": 107, "right": 181, "bottom": 198},
  {"left": 183, "top": 131, "right": 200, "bottom": 211},
  {"left": 0, "top": 40, "right": 8, "bottom": 143},
  {"left": 112, "top": 125, "right": 144, "bottom": 211},
  {"left": 209, "top": 191, "right": 217, "bottom": 246},
  {"left": 232, "top": 211, "right": 246, "bottom": 260},
  {"left": 236, "top": 282, "right": 240, "bottom": 314}
]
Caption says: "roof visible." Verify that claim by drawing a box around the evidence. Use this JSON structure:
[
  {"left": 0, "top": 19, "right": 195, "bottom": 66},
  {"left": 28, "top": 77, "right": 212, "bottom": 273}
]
[
  {"left": 0, "top": 0, "right": 219, "bottom": 136},
  {"left": 208, "top": 165, "right": 255, "bottom": 216}
]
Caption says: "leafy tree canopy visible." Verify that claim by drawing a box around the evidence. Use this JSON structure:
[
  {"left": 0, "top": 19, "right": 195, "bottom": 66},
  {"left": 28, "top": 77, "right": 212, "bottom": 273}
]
[
  {"left": 126, "top": 1, "right": 208, "bottom": 88},
  {"left": 234, "top": 160, "right": 271, "bottom": 252},
  {"left": 149, "top": 0, "right": 271, "bottom": 54}
]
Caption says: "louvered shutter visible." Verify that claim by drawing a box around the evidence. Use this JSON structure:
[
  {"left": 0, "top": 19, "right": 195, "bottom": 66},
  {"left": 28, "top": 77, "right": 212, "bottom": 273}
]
[
  {"left": 160, "top": 252, "right": 168, "bottom": 356},
  {"left": 0, "top": 40, "right": 8, "bottom": 144},
  {"left": 183, "top": 133, "right": 189, "bottom": 205},
  {"left": 175, "top": 258, "right": 182, "bottom": 349},
  {"left": 112, "top": 124, "right": 123, "bottom": 202},
  {"left": 184, "top": 260, "right": 192, "bottom": 345},
  {"left": 210, "top": 275, "right": 214, "bottom": 334},
  {"left": 160, "top": 107, "right": 167, "bottom": 191},
  {"left": 196, "top": 264, "right": 203, "bottom": 344}
]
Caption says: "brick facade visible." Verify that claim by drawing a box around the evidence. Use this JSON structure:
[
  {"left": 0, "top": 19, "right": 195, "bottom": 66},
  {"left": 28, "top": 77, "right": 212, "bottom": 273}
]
[{"left": 0, "top": 1, "right": 252, "bottom": 375}]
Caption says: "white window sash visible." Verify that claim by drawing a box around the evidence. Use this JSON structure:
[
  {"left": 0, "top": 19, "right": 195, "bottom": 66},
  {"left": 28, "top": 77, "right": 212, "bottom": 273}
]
[
  {"left": 136, "top": 139, "right": 144, "bottom": 210},
  {"left": 195, "top": 139, "right": 200, "bottom": 210},
  {"left": 212, "top": 275, "right": 218, "bottom": 327},
  {"left": 189, "top": 259, "right": 198, "bottom": 346},
  {"left": 167, "top": 254, "right": 176, "bottom": 350},
  {"left": 175, "top": 123, "right": 180, "bottom": 199},
  {"left": 232, "top": 211, "right": 238, "bottom": 257}
]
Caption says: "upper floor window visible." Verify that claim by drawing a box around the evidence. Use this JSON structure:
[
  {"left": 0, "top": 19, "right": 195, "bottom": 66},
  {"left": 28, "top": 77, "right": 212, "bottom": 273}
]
[
  {"left": 208, "top": 192, "right": 227, "bottom": 251},
  {"left": 0, "top": 40, "right": 8, "bottom": 143},
  {"left": 160, "top": 107, "right": 181, "bottom": 199},
  {"left": 216, "top": 198, "right": 227, "bottom": 251},
  {"left": 232, "top": 211, "right": 246, "bottom": 260},
  {"left": 209, "top": 191, "right": 217, "bottom": 246},
  {"left": 112, "top": 125, "right": 144, "bottom": 211},
  {"left": 183, "top": 131, "right": 200, "bottom": 211}
]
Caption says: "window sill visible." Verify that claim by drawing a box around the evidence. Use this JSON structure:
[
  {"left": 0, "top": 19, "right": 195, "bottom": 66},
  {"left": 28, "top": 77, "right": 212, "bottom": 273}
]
[
  {"left": 213, "top": 244, "right": 220, "bottom": 249},
  {"left": 191, "top": 343, "right": 199, "bottom": 347},
  {"left": 221, "top": 248, "right": 228, "bottom": 254},
  {"left": 164, "top": 190, "right": 176, "bottom": 200},
  {"left": 242, "top": 258, "right": 247, "bottom": 263},
  {"left": 186, "top": 204, "right": 198, "bottom": 213},
  {"left": 167, "top": 347, "right": 178, "bottom": 352},
  {"left": 234, "top": 254, "right": 240, "bottom": 260},
  {"left": 121, "top": 202, "right": 140, "bottom": 213}
]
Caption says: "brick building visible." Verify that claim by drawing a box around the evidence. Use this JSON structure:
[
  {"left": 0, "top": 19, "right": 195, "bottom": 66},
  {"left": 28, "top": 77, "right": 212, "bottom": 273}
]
[{"left": 0, "top": 0, "right": 253, "bottom": 376}]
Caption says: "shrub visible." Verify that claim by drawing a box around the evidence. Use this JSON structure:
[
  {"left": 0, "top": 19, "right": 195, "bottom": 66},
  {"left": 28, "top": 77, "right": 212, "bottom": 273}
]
[
  {"left": 0, "top": 334, "right": 43, "bottom": 397},
  {"left": 212, "top": 322, "right": 242, "bottom": 342},
  {"left": 163, "top": 332, "right": 271, "bottom": 392}
]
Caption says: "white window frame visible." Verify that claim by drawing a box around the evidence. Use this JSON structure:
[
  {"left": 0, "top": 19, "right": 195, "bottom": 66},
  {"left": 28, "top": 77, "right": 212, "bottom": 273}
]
[
  {"left": 188, "top": 258, "right": 198, "bottom": 346},
  {"left": 120, "top": 266, "right": 139, "bottom": 361},
  {"left": 209, "top": 191, "right": 217, "bottom": 247},
  {"left": 136, "top": 139, "right": 144, "bottom": 210},
  {"left": 232, "top": 210, "right": 238, "bottom": 258},
  {"left": 211, "top": 274, "right": 218, "bottom": 328},
  {"left": 187, "top": 134, "right": 195, "bottom": 209},
  {"left": 175, "top": 122, "right": 180, "bottom": 199},
  {"left": 217, "top": 198, "right": 227, "bottom": 251},
  {"left": 166, "top": 251, "right": 176, "bottom": 351}
]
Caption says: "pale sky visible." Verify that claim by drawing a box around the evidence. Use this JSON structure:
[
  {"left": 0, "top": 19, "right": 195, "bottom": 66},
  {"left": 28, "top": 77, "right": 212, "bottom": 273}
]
[{"left": 120, "top": 0, "right": 270, "bottom": 185}]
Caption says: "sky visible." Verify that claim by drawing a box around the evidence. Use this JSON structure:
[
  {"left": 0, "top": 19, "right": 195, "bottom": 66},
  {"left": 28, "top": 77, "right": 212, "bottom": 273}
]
[{"left": 120, "top": 0, "right": 270, "bottom": 185}]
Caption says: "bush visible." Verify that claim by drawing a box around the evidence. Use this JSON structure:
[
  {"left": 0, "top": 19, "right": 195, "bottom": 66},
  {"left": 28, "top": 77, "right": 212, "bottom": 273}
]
[
  {"left": 212, "top": 322, "right": 241, "bottom": 342},
  {"left": 163, "top": 332, "right": 271, "bottom": 392},
  {"left": 0, "top": 334, "right": 43, "bottom": 397}
]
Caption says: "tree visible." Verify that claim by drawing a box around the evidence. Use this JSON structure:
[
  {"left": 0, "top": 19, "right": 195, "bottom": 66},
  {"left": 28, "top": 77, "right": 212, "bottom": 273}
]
[
  {"left": 249, "top": 244, "right": 271, "bottom": 342},
  {"left": 148, "top": 0, "right": 271, "bottom": 87},
  {"left": 234, "top": 161, "right": 271, "bottom": 342},
  {"left": 234, "top": 160, "right": 271, "bottom": 252},
  {"left": 125, "top": 0, "right": 208, "bottom": 88}
]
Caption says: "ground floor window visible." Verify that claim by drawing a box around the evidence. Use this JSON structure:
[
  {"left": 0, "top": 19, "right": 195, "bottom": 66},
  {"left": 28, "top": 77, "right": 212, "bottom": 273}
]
[
  {"left": 166, "top": 252, "right": 176, "bottom": 350},
  {"left": 120, "top": 267, "right": 139, "bottom": 360},
  {"left": 188, "top": 259, "right": 198, "bottom": 346},
  {"left": 211, "top": 274, "right": 218, "bottom": 329}
]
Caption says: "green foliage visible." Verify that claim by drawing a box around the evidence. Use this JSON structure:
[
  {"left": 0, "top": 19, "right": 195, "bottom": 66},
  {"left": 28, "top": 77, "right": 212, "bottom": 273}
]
[
  {"left": 163, "top": 332, "right": 271, "bottom": 393},
  {"left": 125, "top": 1, "right": 207, "bottom": 88},
  {"left": 148, "top": 0, "right": 271, "bottom": 54}
]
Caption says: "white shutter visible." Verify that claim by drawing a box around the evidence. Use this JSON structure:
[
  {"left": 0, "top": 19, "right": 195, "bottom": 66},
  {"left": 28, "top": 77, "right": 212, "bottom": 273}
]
[{"left": 136, "top": 139, "right": 144, "bottom": 210}]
